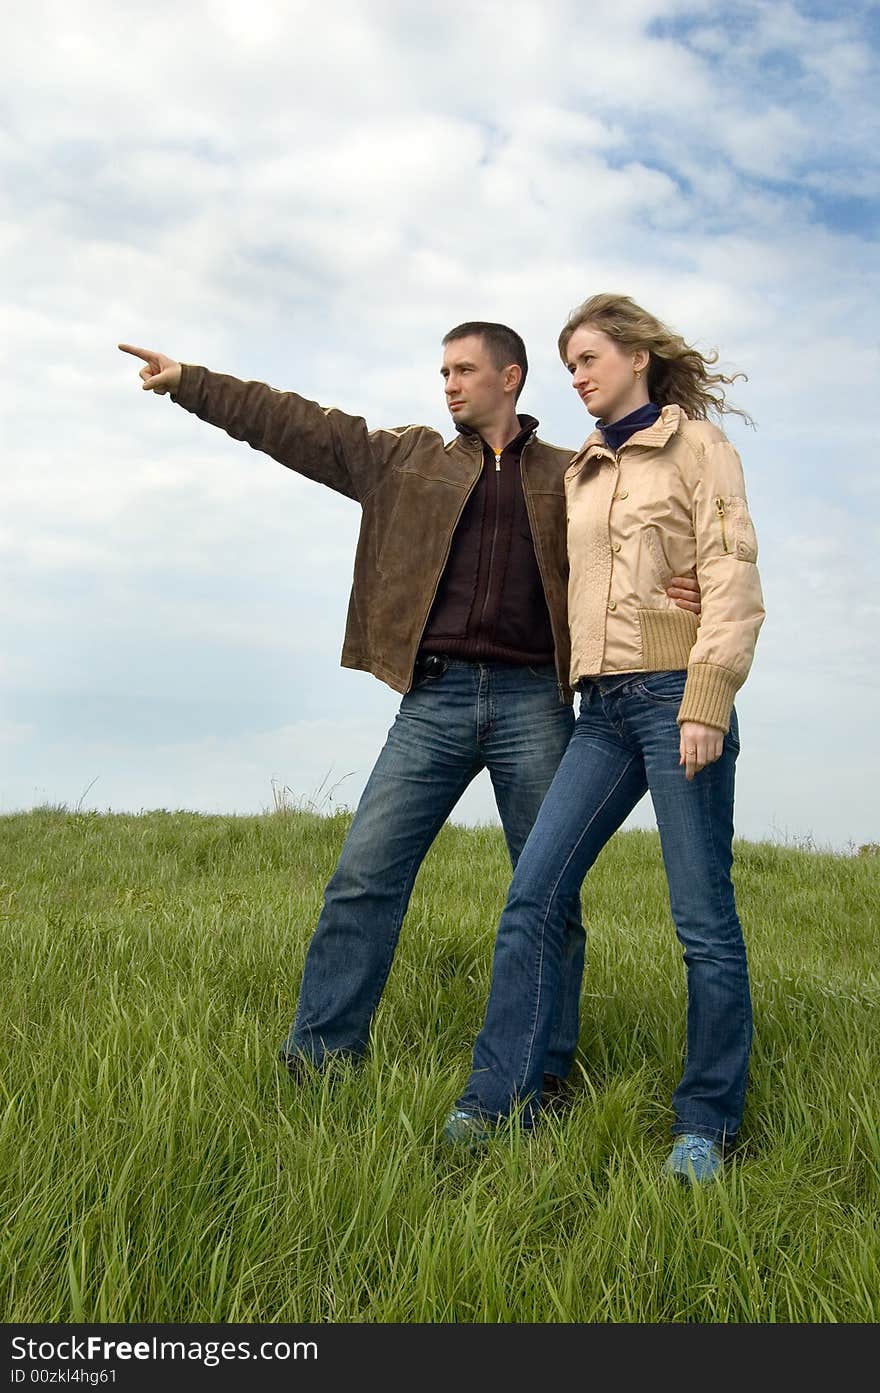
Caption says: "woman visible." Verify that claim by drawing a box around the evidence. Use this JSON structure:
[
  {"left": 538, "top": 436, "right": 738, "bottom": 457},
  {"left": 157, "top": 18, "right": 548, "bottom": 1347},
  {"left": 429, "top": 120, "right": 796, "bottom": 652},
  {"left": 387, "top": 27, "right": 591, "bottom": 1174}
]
[{"left": 444, "top": 293, "right": 765, "bottom": 1184}]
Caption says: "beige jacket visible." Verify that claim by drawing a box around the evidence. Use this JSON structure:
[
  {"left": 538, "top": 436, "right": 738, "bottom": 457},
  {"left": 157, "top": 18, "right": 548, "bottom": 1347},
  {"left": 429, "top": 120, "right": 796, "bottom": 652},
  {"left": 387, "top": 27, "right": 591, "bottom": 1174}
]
[{"left": 565, "top": 405, "right": 765, "bottom": 731}]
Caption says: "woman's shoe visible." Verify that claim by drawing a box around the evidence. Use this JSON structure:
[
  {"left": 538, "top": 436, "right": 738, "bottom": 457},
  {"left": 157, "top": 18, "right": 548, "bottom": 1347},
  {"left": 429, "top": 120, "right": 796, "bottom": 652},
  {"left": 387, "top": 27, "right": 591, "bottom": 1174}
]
[
  {"left": 663, "top": 1133, "right": 724, "bottom": 1184},
  {"left": 442, "top": 1108, "right": 492, "bottom": 1151}
]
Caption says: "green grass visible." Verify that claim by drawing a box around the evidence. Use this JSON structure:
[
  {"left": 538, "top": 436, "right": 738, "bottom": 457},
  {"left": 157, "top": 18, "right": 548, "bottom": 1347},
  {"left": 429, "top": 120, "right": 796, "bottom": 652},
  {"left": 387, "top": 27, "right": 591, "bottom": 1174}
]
[{"left": 2, "top": 807, "right": 878, "bottom": 1322}]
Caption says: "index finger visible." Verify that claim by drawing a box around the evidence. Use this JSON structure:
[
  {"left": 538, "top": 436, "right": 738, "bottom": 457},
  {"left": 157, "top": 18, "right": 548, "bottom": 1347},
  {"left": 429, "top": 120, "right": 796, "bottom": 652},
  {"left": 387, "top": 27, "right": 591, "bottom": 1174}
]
[{"left": 118, "top": 344, "right": 156, "bottom": 362}]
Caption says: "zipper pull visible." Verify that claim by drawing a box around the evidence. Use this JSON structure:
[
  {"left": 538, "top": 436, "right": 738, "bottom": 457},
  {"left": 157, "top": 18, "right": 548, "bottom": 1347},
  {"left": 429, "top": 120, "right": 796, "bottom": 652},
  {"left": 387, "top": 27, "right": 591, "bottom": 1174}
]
[
  {"left": 715, "top": 496, "right": 730, "bottom": 553},
  {"left": 494, "top": 452, "right": 501, "bottom": 472}
]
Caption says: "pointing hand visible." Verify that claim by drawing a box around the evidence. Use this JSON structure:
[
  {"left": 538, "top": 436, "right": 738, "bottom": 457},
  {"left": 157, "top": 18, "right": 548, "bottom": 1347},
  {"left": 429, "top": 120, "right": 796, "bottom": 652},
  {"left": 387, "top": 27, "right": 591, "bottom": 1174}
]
[{"left": 118, "top": 343, "right": 182, "bottom": 394}]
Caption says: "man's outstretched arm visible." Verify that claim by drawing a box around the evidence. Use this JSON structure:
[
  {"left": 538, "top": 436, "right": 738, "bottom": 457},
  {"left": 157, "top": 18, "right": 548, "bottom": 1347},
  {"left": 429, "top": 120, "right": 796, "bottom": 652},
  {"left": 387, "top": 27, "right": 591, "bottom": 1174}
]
[{"left": 118, "top": 343, "right": 384, "bottom": 502}]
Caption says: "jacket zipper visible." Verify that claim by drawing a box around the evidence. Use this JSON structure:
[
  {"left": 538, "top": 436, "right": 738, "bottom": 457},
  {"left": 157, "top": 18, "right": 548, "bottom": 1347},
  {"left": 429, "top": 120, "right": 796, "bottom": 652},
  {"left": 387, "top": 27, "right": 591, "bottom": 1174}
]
[
  {"left": 404, "top": 438, "right": 483, "bottom": 692},
  {"left": 715, "top": 496, "right": 730, "bottom": 553},
  {"left": 477, "top": 449, "right": 503, "bottom": 631}
]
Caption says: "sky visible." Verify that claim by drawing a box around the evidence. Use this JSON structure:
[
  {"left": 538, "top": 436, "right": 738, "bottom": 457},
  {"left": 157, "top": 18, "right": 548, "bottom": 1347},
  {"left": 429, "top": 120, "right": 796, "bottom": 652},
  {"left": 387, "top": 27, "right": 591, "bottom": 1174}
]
[{"left": 2, "top": 0, "right": 879, "bottom": 853}]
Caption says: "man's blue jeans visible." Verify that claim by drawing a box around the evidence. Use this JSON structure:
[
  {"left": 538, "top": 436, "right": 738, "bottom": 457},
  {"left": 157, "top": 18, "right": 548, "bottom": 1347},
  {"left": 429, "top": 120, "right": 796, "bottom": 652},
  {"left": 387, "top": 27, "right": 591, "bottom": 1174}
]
[
  {"left": 455, "top": 670, "right": 752, "bottom": 1146},
  {"left": 281, "top": 660, "right": 584, "bottom": 1080}
]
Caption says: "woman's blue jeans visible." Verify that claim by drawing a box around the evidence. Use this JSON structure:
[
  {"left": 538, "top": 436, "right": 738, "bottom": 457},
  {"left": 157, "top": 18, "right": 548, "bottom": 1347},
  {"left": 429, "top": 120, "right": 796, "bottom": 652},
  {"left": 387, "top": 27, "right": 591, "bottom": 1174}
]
[
  {"left": 456, "top": 669, "right": 752, "bottom": 1146},
  {"left": 281, "top": 660, "right": 585, "bottom": 1080}
]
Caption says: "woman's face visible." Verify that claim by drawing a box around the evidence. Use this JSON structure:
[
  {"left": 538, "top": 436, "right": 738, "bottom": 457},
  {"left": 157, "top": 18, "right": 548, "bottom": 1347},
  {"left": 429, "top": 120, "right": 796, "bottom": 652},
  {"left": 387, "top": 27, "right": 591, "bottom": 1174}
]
[{"left": 564, "top": 324, "right": 649, "bottom": 425}]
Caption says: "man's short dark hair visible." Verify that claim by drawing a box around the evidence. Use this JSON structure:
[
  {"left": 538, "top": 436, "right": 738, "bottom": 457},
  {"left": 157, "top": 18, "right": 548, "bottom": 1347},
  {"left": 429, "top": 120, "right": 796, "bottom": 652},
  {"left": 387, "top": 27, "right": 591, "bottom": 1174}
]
[{"left": 442, "top": 321, "right": 528, "bottom": 401}]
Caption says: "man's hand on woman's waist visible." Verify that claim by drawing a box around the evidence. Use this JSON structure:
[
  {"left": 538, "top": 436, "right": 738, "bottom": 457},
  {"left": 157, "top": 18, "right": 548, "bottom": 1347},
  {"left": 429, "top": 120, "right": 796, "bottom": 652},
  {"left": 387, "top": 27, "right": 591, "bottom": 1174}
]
[{"left": 666, "top": 574, "right": 701, "bottom": 615}]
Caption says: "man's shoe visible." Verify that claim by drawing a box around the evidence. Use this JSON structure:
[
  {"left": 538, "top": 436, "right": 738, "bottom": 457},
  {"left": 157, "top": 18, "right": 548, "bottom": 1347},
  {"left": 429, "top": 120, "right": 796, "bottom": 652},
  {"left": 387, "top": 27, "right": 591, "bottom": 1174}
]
[
  {"left": 442, "top": 1108, "right": 493, "bottom": 1151},
  {"left": 278, "top": 1047, "right": 362, "bottom": 1081},
  {"left": 663, "top": 1133, "right": 724, "bottom": 1185},
  {"left": 539, "top": 1072, "right": 571, "bottom": 1114},
  {"left": 278, "top": 1048, "right": 311, "bottom": 1081}
]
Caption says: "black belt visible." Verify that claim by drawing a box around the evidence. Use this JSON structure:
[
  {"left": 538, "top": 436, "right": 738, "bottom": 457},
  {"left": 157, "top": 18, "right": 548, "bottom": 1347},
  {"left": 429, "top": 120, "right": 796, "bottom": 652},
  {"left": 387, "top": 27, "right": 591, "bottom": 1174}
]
[{"left": 414, "top": 653, "right": 552, "bottom": 678}]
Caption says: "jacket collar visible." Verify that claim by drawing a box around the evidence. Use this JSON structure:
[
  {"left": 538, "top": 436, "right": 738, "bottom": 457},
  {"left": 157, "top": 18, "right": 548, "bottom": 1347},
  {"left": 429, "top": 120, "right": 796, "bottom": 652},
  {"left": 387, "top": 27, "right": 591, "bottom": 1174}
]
[
  {"left": 577, "top": 403, "right": 684, "bottom": 461},
  {"left": 454, "top": 413, "right": 539, "bottom": 453},
  {"left": 600, "top": 401, "right": 661, "bottom": 452}
]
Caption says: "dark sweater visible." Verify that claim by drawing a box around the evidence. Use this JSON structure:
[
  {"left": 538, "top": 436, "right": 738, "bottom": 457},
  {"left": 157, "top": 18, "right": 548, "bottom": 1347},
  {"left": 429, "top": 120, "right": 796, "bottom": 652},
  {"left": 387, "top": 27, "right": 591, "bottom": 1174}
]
[{"left": 420, "top": 415, "right": 556, "bottom": 665}]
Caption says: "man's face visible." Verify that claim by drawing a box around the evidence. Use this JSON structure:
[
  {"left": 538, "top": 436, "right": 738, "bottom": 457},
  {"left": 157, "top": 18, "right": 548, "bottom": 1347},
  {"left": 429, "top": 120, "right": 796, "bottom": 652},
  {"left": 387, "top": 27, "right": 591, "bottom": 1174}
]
[{"left": 441, "top": 335, "right": 513, "bottom": 432}]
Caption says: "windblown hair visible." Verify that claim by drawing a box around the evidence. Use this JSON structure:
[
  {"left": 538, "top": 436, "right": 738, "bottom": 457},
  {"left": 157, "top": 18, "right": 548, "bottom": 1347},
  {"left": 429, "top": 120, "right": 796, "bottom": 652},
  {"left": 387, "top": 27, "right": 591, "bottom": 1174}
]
[
  {"left": 442, "top": 321, "right": 528, "bottom": 400},
  {"left": 557, "top": 293, "right": 752, "bottom": 425}
]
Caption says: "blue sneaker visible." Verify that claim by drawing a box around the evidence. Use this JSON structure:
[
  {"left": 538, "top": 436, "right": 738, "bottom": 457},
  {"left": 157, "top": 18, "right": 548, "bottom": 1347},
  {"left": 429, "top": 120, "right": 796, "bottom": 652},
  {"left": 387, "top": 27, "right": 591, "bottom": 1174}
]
[
  {"left": 663, "top": 1134, "right": 724, "bottom": 1184},
  {"left": 442, "top": 1108, "right": 493, "bottom": 1151}
]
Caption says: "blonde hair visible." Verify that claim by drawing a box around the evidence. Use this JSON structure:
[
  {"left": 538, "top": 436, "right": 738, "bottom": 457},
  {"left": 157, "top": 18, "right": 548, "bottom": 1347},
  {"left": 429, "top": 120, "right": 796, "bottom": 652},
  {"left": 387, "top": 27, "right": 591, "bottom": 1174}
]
[{"left": 558, "top": 292, "right": 753, "bottom": 425}]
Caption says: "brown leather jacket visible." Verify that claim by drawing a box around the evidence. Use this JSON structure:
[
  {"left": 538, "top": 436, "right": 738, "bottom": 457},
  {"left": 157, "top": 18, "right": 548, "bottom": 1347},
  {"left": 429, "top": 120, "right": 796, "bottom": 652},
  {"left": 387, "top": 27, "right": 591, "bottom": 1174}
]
[{"left": 172, "top": 365, "right": 574, "bottom": 700}]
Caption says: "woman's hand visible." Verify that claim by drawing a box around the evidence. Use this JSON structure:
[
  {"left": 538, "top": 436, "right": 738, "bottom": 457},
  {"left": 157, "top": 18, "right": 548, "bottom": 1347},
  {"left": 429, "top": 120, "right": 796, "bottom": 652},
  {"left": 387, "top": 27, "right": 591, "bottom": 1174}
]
[{"left": 679, "top": 721, "right": 723, "bottom": 781}]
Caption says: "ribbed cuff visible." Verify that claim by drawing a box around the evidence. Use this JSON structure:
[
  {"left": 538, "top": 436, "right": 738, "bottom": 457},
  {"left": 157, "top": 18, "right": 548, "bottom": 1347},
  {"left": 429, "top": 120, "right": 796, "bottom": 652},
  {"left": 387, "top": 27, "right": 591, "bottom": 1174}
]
[{"left": 677, "top": 663, "right": 739, "bottom": 732}]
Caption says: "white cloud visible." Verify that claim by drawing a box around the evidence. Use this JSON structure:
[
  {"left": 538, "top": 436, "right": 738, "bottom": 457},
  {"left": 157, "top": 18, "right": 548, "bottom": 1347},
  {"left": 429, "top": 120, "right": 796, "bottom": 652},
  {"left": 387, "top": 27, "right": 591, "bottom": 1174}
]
[
  {"left": 0, "top": 721, "right": 35, "bottom": 746},
  {"left": 2, "top": 0, "right": 878, "bottom": 851}
]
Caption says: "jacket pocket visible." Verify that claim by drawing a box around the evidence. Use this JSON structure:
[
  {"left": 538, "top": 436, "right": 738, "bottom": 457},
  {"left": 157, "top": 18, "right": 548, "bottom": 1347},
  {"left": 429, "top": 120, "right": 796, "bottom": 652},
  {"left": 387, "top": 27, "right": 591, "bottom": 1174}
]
[
  {"left": 714, "top": 496, "right": 758, "bottom": 562},
  {"left": 640, "top": 524, "right": 674, "bottom": 585}
]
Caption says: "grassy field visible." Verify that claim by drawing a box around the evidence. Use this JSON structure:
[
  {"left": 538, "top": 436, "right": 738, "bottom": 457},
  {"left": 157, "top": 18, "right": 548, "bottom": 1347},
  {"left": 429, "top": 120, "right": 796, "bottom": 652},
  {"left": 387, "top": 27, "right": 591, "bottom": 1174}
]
[{"left": 2, "top": 806, "right": 878, "bottom": 1323}]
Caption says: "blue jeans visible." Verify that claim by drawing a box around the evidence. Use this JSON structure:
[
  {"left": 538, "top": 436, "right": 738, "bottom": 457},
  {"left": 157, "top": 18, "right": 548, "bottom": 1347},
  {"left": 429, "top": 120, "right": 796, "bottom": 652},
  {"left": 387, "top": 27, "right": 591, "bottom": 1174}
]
[
  {"left": 281, "top": 660, "right": 584, "bottom": 1080},
  {"left": 456, "top": 670, "right": 752, "bottom": 1146}
]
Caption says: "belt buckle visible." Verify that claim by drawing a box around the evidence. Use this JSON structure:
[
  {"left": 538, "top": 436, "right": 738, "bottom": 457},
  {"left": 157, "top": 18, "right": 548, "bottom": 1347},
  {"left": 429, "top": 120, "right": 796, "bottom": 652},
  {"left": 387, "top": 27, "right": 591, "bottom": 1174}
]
[{"left": 416, "top": 653, "right": 447, "bottom": 679}]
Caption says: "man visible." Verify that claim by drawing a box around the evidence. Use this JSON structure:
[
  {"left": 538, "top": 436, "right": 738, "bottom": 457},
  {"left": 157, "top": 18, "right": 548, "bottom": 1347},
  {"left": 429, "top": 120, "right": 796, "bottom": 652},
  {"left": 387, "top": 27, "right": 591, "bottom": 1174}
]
[{"left": 119, "top": 324, "right": 699, "bottom": 1104}]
